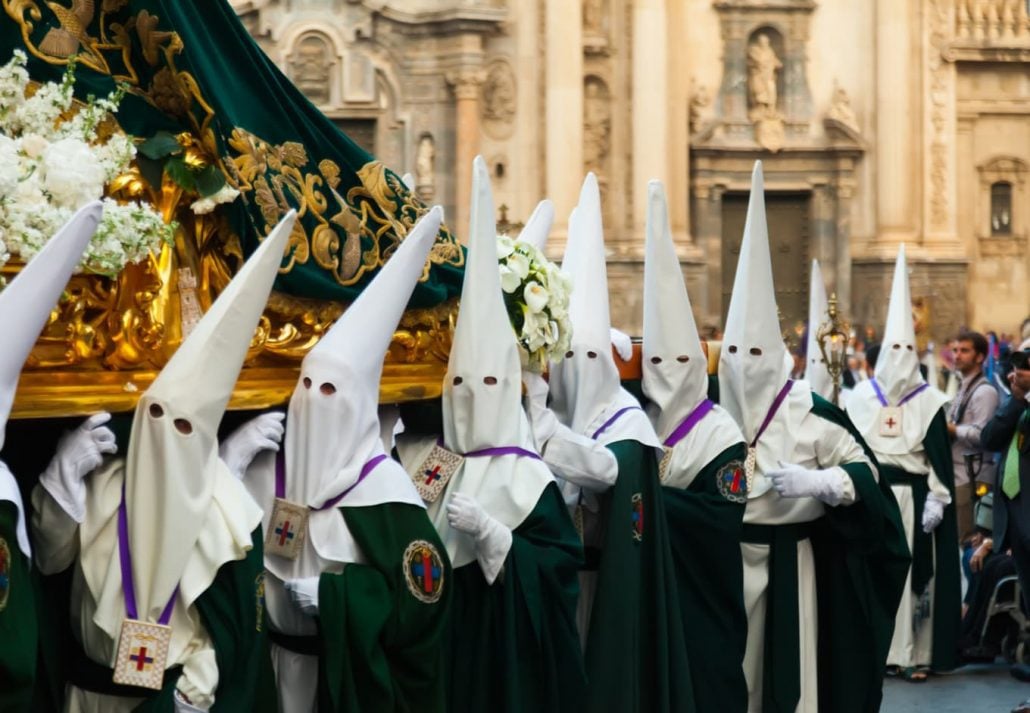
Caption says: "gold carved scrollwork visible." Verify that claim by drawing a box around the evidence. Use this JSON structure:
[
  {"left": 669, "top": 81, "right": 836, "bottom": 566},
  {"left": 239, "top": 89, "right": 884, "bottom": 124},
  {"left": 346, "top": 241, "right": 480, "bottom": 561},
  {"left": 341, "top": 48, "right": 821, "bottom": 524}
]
[{"left": 226, "top": 128, "right": 463, "bottom": 290}]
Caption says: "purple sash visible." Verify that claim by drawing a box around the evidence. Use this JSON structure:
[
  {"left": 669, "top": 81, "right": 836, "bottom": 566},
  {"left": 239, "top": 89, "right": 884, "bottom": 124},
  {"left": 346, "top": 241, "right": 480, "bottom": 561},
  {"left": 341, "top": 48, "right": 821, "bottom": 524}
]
[{"left": 275, "top": 451, "right": 389, "bottom": 511}]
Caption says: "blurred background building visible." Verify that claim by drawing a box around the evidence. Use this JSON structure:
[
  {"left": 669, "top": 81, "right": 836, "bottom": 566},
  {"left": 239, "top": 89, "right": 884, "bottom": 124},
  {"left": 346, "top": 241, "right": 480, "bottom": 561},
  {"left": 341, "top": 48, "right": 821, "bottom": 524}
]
[{"left": 231, "top": 0, "right": 1030, "bottom": 343}]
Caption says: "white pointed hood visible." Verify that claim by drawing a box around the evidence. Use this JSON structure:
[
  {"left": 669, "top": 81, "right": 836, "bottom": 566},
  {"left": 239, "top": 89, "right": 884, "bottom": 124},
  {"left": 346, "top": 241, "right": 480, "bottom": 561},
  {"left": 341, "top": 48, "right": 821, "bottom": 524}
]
[
  {"left": 549, "top": 174, "right": 658, "bottom": 447},
  {"left": 847, "top": 243, "right": 947, "bottom": 455},
  {"left": 516, "top": 199, "right": 555, "bottom": 252},
  {"left": 641, "top": 180, "right": 709, "bottom": 438},
  {"left": 443, "top": 157, "right": 528, "bottom": 453},
  {"left": 249, "top": 206, "right": 445, "bottom": 575},
  {"left": 875, "top": 245, "right": 923, "bottom": 402},
  {"left": 420, "top": 156, "right": 551, "bottom": 569},
  {"left": 125, "top": 211, "right": 294, "bottom": 622},
  {"left": 805, "top": 260, "right": 834, "bottom": 400},
  {"left": 718, "top": 161, "right": 792, "bottom": 443},
  {"left": 0, "top": 202, "right": 102, "bottom": 445},
  {"left": 0, "top": 201, "right": 101, "bottom": 556},
  {"left": 285, "top": 205, "right": 443, "bottom": 508}
]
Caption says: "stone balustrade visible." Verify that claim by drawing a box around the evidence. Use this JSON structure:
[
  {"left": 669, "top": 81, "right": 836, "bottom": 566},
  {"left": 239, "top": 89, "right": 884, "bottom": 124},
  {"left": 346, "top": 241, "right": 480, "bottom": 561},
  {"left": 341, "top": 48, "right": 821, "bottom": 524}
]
[{"left": 956, "top": 0, "right": 1030, "bottom": 42}]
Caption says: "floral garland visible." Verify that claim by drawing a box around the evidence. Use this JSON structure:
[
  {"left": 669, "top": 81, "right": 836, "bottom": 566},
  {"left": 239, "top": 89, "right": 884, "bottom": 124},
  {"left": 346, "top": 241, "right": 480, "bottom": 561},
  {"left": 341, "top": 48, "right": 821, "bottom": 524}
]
[
  {"left": 0, "top": 51, "right": 176, "bottom": 276},
  {"left": 497, "top": 233, "right": 573, "bottom": 373}
]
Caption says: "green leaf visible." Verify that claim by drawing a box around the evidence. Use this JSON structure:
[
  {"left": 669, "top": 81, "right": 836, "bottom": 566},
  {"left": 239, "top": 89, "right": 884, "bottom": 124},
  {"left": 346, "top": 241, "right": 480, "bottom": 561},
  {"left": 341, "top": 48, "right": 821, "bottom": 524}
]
[
  {"left": 136, "top": 155, "right": 165, "bottom": 192},
  {"left": 139, "top": 131, "right": 182, "bottom": 160},
  {"left": 194, "top": 164, "right": 226, "bottom": 197},
  {"left": 165, "top": 156, "right": 196, "bottom": 192}
]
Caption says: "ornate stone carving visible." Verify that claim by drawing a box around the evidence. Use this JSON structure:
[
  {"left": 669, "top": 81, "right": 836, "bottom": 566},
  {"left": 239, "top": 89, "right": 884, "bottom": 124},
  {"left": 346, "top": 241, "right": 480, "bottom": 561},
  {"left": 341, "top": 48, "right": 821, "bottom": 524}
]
[
  {"left": 928, "top": 0, "right": 952, "bottom": 230},
  {"left": 447, "top": 69, "right": 486, "bottom": 100},
  {"left": 689, "top": 80, "right": 712, "bottom": 135},
  {"left": 415, "top": 133, "right": 436, "bottom": 200},
  {"left": 584, "top": 0, "right": 605, "bottom": 33},
  {"left": 583, "top": 76, "right": 611, "bottom": 179},
  {"left": 481, "top": 60, "right": 517, "bottom": 139},
  {"left": 827, "top": 81, "right": 859, "bottom": 134},
  {"left": 288, "top": 32, "right": 334, "bottom": 106}
]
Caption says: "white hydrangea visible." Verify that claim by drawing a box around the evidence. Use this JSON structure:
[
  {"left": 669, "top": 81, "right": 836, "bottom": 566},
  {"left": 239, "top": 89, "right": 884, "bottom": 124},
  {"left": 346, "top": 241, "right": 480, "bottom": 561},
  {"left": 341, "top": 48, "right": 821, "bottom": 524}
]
[{"left": 0, "top": 52, "right": 172, "bottom": 276}]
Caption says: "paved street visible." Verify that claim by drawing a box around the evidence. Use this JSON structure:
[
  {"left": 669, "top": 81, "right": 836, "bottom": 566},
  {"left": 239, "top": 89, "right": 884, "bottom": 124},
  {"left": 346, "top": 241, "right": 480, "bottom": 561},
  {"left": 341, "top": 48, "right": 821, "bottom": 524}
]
[{"left": 882, "top": 663, "right": 1029, "bottom": 712}]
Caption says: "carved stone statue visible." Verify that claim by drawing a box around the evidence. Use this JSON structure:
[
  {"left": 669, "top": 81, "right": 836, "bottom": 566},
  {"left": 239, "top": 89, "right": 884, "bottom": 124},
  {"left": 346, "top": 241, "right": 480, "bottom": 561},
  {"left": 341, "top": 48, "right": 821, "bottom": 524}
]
[
  {"left": 583, "top": 0, "right": 604, "bottom": 33},
  {"left": 583, "top": 79, "right": 611, "bottom": 178},
  {"left": 747, "top": 33, "right": 782, "bottom": 113},
  {"left": 482, "top": 64, "right": 516, "bottom": 125},
  {"left": 415, "top": 134, "right": 435, "bottom": 200},
  {"left": 689, "top": 82, "right": 711, "bottom": 134},
  {"left": 290, "top": 34, "right": 332, "bottom": 106},
  {"left": 827, "top": 82, "right": 860, "bottom": 134}
]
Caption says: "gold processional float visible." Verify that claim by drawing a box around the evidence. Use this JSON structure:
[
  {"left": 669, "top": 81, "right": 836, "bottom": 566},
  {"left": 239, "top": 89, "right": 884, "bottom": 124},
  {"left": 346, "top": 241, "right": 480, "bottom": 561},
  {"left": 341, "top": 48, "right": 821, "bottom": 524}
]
[{"left": 2, "top": 0, "right": 467, "bottom": 420}]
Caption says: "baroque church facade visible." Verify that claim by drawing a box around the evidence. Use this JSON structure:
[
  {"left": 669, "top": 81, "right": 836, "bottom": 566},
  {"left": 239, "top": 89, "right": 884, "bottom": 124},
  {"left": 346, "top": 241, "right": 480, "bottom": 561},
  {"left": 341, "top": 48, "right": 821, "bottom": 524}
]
[{"left": 231, "top": 0, "right": 1030, "bottom": 344}]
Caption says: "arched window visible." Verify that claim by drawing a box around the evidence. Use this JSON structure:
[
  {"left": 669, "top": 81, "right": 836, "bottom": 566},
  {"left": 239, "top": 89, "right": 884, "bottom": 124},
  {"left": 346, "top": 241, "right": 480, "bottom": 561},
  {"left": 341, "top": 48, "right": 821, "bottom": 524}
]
[{"left": 991, "top": 181, "right": 1013, "bottom": 236}]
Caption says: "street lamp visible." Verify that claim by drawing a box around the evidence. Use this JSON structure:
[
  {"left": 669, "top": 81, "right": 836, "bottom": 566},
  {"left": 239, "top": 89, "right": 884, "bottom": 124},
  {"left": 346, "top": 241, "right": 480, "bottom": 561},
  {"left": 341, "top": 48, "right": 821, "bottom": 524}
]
[{"left": 816, "top": 293, "right": 851, "bottom": 406}]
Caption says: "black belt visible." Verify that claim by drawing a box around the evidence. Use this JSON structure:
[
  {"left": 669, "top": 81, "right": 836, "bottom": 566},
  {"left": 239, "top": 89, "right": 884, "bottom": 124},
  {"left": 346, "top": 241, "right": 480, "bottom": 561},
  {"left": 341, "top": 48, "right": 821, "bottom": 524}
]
[
  {"left": 883, "top": 466, "right": 934, "bottom": 595},
  {"left": 269, "top": 628, "right": 321, "bottom": 657},
  {"left": 741, "top": 520, "right": 819, "bottom": 713},
  {"left": 68, "top": 639, "right": 182, "bottom": 698}
]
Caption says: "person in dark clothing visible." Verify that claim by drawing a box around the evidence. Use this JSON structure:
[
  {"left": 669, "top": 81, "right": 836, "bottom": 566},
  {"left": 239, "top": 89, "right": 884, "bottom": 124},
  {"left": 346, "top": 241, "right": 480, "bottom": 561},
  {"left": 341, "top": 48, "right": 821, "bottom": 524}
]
[{"left": 980, "top": 343, "right": 1030, "bottom": 711}]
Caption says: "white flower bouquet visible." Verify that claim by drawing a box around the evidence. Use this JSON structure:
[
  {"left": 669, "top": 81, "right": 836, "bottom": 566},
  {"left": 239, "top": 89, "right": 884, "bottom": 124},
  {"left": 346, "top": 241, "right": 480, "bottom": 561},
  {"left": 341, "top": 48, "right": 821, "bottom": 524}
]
[
  {"left": 0, "top": 51, "right": 173, "bottom": 276},
  {"left": 497, "top": 233, "right": 573, "bottom": 372}
]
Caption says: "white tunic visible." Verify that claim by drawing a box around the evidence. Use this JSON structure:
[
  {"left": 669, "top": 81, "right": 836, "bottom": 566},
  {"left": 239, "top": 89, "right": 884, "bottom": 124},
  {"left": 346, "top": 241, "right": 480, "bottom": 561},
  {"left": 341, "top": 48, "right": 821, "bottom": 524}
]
[
  {"left": 741, "top": 384, "right": 872, "bottom": 713},
  {"left": 32, "top": 457, "right": 260, "bottom": 712}
]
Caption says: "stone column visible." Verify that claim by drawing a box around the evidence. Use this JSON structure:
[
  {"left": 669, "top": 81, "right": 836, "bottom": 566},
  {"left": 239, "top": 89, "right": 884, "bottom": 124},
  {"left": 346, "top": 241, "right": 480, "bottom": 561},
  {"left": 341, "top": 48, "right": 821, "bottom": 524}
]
[
  {"left": 631, "top": 0, "right": 669, "bottom": 238},
  {"left": 448, "top": 69, "right": 485, "bottom": 243},
  {"left": 874, "top": 0, "right": 917, "bottom": 244},
  {"left": 544, "top": 0, "right": 583, "bottom": 232},
  {"left": 666, "top": 0, "right": 691, "bottom": 248}
]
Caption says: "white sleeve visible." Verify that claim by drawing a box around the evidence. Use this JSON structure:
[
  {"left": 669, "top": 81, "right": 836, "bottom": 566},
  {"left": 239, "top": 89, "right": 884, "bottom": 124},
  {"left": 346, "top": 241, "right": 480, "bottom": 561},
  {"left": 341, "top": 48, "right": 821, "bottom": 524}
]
[
  {"left": 812, "top": 416, "right": 877, "bottom": 506},
  {"left": 177, "top": 625, "right": 219, "bottom": 710},
  {"left": 30, "top": 484, "right": 80, "bottom": 575},
  {"left": 541, "top": 423, "right": 618, "bottom": 492}
]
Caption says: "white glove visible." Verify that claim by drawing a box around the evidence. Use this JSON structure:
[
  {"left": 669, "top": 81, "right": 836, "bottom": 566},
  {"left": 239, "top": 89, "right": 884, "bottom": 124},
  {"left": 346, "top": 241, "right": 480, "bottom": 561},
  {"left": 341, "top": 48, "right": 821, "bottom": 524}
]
[
  {"left": 40, "top": 412, "right": 117, "bottom": 522},
  {"left": 767, "top": 462, "right": 847, "bottom": 507},
  {"left": 922, "top": 494, "right": 946, "bottom": 533},
  {"left": 284, "top": 576, "right": 320, "bottom": 616},
  {"left": 447, "top": 492, "right": 512, "bottom": 584},
  {"left": 522, "top": 371, "right": 559, "bottom": 448},
  {"left": 218, "top": 412, "right": 285, "bottom": 478},
  {"left": 610, "top": 328, "right": 633, "bottom": 361},
  {"left": 174, "top": 689, "right": 208, "bottom": 713}
]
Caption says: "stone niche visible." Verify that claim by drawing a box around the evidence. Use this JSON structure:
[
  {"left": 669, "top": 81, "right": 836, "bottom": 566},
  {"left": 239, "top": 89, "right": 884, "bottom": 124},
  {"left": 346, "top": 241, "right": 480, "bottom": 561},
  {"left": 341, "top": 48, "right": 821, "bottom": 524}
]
[{"left": 691, "top": 0, "right": 864, "bottom": 331}]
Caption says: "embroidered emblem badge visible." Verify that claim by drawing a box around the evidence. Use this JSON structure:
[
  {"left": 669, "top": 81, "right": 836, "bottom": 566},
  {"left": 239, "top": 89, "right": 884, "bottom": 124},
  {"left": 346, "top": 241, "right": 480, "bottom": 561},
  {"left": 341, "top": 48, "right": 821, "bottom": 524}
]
[
  {"left": 113, "top": 618, "right": 172, "bottom": 690},
  {"left": 880, "top": 406, "right": 903, "bottom": 437},
  {"left": 658, "top": 447, "right": 674, "bottom": 483},
  {"left": 0, "top": 537, "right": 10, "bottom": 612},
  {"left": 265, "top": 498, "right": 308, "bottom": 560},
  {"left": 717, "top": 461, "right": 749, "bottom": 503},
  {"left": 403, "top": 540, "right": 445, "bottom": 604},
  {"left": 412, "top": 444, "right": 464, "bottom": 503},
  {"left": 631, "top": 493, "right": 644, "bottom": 542}
]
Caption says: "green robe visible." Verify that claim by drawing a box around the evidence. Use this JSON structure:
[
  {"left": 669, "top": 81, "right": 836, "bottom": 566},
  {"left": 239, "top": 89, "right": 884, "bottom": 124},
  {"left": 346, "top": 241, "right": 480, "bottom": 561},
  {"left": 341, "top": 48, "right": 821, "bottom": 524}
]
[
  {"left": 0, "top": 500, "right": 38, "bottom": 713},
  {"left": 315, "top": 501, "right": 452, "bottom": 713},
  {"left": 41, "top": 528, "right": 276, "bottom": 713},
  {"left": 584, "top": 438, "right": 694, "bottom": 713},
  {"left": 445, "top": 482, "right": 585, "bottom": 713},
  {"left": 662, "top": 443, "right": 748, "bottom": 713},
  {"left": 879, "top": 410, "right": 961, "bottom": 672},
  {"left": 806, "top": 396, "right": 911, "bottom": 713}
]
